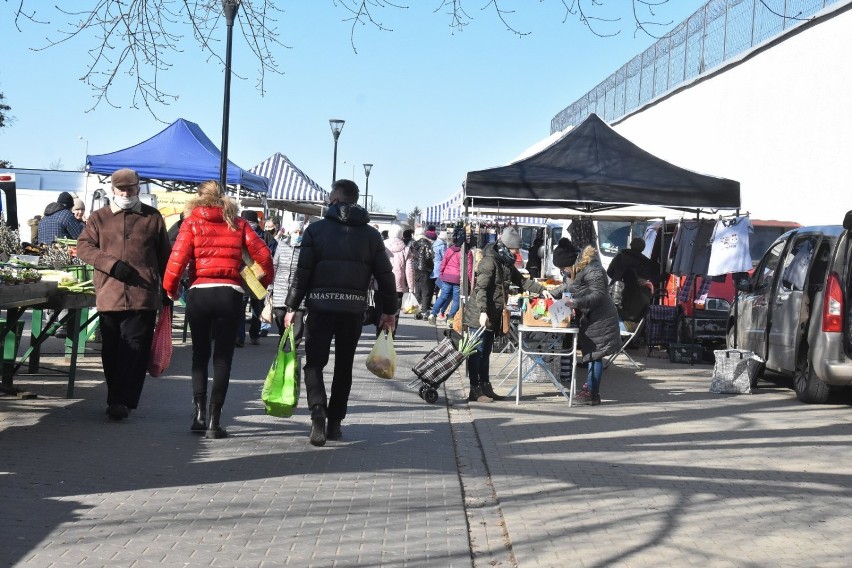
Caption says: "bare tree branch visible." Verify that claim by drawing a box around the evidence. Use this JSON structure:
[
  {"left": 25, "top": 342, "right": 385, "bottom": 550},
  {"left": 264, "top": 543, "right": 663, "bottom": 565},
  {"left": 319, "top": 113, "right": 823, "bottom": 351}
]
[{"left": 6, "top": 0, "right": 688, "bottom": 119}]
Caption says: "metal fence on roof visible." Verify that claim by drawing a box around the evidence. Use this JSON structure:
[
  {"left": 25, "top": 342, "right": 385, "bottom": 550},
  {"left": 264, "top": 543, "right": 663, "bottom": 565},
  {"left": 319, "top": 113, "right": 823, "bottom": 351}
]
[{"left": 550, "top": 0, "right": 842, "bottom": 133}]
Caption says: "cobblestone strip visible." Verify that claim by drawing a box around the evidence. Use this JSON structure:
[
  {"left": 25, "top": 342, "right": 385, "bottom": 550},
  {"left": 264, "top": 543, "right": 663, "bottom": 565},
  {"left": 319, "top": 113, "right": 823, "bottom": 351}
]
[{"left": 442, "top": 363, "right": 517, "bottom": 568}]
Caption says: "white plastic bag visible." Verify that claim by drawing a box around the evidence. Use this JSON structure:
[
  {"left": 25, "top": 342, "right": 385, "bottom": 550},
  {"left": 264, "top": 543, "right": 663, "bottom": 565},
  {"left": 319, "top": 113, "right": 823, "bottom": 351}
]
[
  {"left": 366, "top": 329, "right": 397, "bottom": 379},
  {"left": 401, "top": 292, "right": 420, "bottom": 315},
  {"left": 549, "top": 296, "right": 573, "bottom": 328}
]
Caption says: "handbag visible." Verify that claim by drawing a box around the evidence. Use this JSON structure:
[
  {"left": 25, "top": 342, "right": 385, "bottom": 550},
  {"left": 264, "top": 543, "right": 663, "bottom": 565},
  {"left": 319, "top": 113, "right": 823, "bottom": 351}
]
[
  {"left": 453, "top": 299, "right": 464, "bottom": 334},
  {"left": 148, "top": 305, "right": 173, "bottom": 377},
  {"left": 499, "top": 268, "right": 511, "bottom": 336},
  {"left": 260, "top": 295, "right": 274, "bottom": 324},
  {"left": 363, "top": 289, "right": 377, "bottom": 327},
  {"left": 261, "top": 325, "right": 300, "bottom": 417}
]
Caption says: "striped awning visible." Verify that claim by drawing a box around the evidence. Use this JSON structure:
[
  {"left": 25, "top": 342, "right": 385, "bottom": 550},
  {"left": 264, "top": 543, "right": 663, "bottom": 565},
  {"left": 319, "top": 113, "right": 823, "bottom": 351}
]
[
  {"left": 425, "top": 188, "right": 547, "bottom": 225},
  {"left": 249, "top": 153, "right": 328, "bottom": 203}
]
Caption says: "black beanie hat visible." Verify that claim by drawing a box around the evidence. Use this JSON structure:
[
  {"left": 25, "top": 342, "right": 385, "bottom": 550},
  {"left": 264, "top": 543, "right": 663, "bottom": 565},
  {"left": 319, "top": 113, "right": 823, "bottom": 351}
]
[
  {"left": 552, "top": 238, "right": 578, "bottom": 268},
  {"left": 57, "top": 192, "right": 74, "bottom": 209}
]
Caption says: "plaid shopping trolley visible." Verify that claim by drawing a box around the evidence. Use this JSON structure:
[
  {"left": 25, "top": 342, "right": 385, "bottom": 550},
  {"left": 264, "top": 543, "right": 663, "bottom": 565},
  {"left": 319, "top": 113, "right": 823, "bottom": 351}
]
[{"left": 408, "top": 336, "right": 466, "bottom": 404}]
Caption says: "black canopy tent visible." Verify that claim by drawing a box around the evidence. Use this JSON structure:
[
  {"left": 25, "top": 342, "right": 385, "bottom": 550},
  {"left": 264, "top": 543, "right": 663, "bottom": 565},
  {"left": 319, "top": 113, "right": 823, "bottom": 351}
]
[
  {"left": 459, "top": 113, "right": 743, "bottom": 348},
  {"left": 464, "top": 113, "right": 740, "bottom": 213}
]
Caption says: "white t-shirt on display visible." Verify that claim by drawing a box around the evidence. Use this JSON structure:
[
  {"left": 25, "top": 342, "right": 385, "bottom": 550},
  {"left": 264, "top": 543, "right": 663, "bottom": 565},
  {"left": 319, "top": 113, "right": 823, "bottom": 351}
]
[{"left": 707, "top": 216, "right": 753, "bottom": 276}]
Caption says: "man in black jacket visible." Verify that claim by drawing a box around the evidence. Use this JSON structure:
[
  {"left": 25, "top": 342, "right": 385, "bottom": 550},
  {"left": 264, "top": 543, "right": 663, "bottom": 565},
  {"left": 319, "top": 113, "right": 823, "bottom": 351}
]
[
  {"left": 606, "top": 237, "right": 658, "bottom": 323},
  {"left": 284, "top": 179, "right": 397, "bottom": 447}
]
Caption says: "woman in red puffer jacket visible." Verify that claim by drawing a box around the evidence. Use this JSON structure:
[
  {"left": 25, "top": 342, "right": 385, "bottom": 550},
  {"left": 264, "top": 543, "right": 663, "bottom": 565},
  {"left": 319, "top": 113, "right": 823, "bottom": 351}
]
[{"left": 163, "top": 180, "right": 273, "bottom": 439}]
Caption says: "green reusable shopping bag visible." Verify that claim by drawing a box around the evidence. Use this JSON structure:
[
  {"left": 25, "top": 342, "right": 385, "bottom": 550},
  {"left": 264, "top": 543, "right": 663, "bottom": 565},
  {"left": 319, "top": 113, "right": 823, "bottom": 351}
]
[{"left": 261, "top": 325, "right": 300, "bottom": 417}]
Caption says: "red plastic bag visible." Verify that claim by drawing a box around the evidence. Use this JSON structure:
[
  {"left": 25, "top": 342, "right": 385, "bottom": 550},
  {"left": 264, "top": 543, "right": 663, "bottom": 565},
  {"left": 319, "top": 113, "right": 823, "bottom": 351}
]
[{"left": 148, "top": 306, "right": 173, "bottom": 377}]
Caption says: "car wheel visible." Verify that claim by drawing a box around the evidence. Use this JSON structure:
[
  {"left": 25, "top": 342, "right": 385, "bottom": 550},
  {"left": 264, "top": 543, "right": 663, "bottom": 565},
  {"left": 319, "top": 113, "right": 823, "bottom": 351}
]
[{"left": 794, "top": 350, "right": 830, "bottom": 403}]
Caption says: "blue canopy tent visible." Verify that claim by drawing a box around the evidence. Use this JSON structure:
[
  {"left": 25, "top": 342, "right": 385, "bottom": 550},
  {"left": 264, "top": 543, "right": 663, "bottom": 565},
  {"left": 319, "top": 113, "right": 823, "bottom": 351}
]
[{"left": 86, "top": 118, "right": 269, "bottom": 195}]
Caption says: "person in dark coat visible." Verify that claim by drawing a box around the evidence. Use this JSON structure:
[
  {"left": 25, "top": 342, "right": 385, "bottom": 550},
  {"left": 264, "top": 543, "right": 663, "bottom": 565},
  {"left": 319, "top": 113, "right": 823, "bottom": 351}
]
[
  {"left": 525, "top": 228, "right": 545, "bottom": 278},
  {"left": 463, "top": 226, "right": 548, "bottom": 402},
  {"left": 554, "top": 244, "right": 621, "bottom": 405},
  {"left": 284, "top": 179, "right": 397, "bottom": 446},
  {"left": 606, "top": 237, "right": 656, "bottom": 323}
]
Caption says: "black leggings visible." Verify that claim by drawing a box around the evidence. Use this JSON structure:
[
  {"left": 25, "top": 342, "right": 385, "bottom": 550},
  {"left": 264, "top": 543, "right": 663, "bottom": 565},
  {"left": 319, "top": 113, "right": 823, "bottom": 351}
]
[{"left": 186, "top": 287, "right": 244, "bottom": 404}]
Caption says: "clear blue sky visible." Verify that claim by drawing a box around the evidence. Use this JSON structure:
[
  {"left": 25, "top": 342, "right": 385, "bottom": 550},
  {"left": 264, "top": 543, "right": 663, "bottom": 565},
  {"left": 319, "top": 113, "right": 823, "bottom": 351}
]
[{"left": 0, "top": 1, "right": 707, "bottom": 215}]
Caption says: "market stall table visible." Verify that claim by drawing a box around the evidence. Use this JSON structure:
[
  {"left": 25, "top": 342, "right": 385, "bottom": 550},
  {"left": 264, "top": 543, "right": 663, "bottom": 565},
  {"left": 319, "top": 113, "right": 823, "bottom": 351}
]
[
  {"left": 514, "top": 324, "right": 579, "bottom": 406},
  {"left": 1, "top": 284, "right": 97, "bottom": 399}
]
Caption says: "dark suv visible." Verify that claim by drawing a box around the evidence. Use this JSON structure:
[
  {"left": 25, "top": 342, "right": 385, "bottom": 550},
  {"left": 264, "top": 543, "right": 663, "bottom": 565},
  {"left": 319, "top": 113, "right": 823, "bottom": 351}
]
[{"left": 727, "top": 213, "right": 852, "bottom": 402}]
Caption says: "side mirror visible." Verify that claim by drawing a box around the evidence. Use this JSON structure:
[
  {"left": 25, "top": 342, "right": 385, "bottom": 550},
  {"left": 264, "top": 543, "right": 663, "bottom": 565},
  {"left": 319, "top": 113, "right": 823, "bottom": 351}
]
[{"left": 843, "top": 210, "right": 852, "bottom": 231}]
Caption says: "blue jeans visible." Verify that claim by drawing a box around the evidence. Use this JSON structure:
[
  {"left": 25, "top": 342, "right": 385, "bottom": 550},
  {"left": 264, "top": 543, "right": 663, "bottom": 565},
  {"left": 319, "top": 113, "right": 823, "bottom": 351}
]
[
  {"left": 466, "top": 328, "right": 494, "bottom": 387},
  {"left": 432, "top": 281, "right": 460, "bottom": 318},
  {"left": 585, "top": 359, "right": 603, "bottom": 392}
]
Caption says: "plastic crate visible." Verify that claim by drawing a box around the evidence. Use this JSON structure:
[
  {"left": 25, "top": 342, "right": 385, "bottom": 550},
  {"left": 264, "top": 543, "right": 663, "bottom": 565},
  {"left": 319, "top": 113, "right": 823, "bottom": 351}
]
[{"left": 668, "top": 343, "right": 702, "bottom": 364}]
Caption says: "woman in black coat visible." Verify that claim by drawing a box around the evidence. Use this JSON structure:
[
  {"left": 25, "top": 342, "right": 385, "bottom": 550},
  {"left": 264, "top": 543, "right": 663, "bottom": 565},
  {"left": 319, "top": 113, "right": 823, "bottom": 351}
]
[{"left": 554, "top": 243, "right": 620, "bottom": 405}]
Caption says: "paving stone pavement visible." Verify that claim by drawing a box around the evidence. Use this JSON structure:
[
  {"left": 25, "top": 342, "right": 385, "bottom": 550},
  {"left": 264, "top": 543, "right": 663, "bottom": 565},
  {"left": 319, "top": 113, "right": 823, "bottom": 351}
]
[{"left": 2, "top": 311, "right": 852, "bottom": 567}]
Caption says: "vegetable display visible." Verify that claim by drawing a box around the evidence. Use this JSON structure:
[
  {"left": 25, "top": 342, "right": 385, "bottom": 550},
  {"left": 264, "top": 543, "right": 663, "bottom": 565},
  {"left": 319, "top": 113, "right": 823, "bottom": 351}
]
[{"left": 457, "top": 326, "right": 486, "bottom": 357}]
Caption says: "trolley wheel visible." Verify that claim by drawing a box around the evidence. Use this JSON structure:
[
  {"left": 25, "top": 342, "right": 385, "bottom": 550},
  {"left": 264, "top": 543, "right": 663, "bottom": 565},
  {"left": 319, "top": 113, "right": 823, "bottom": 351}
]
[
  {"left": 424, "top": 388, "right": 439, "bottom": 404},
  {"left": 418, "top": 385, "right": 427, "bottom": 399}
]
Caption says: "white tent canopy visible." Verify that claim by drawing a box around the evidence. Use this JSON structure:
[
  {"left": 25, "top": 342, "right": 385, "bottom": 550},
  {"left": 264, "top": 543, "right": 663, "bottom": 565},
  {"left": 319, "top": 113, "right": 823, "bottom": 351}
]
[{"left": 250, "top": 153, "right": 327, "bottom": 204}]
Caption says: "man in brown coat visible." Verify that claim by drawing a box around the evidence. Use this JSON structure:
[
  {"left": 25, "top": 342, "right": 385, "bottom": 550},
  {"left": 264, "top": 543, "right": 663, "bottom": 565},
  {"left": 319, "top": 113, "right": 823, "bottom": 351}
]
[{"left": 77, "top": 168, "right": 171, "bottom": 421}]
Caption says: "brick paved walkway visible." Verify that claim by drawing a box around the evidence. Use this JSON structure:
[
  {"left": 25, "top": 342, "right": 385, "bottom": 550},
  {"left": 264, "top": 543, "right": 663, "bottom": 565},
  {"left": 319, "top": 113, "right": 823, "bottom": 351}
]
[{"left": 2, "top": 312, "right": 852, "bottom": 567}]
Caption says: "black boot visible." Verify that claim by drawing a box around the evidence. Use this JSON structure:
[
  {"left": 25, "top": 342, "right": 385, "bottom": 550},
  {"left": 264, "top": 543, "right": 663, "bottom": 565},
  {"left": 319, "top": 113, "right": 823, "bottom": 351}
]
[
  {"left": 591, "top": 391, "right": 601, "bottom": 406},
  {"left": 205, "top": 401, "right": 228, "bottom": 439},
  {"left": 480, "top": 382, "right": 506, "bottom": 401},
  {"left": 191, "top": 396, "right": 207, "bottom": 433},
  {"left": 326, "top": 419, "right": 342, "bottom": 441},
  {"left": 467, "top": 386, "right": 493, "bottom": 403},
  {"left": 309, "top": 405, "right": 327, "bottom": 447}
]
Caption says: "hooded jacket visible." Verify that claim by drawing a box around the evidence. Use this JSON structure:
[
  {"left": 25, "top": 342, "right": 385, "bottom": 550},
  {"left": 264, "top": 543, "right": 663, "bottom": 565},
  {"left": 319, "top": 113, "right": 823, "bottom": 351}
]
[
  {"left": 162, "top": 205, "right": 274, "bottom": 296},
  {"left": 37, "top": 202, "right": 83, "bottom": 244},
  {"left": 463, "top": 242, "right": 544, "bottom": 334},
  {"left": 385, "top": 237, "right": 415, "bottom": 293},
  {"left": 285, "top": 203, "right": 396, "bottom": 315}
]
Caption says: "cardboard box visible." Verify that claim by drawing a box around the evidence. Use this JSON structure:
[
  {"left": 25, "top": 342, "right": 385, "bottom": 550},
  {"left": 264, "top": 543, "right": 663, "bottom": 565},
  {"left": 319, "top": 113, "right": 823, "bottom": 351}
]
[{"left": 521, "top": 297, "right": 570, "bottom": 328}]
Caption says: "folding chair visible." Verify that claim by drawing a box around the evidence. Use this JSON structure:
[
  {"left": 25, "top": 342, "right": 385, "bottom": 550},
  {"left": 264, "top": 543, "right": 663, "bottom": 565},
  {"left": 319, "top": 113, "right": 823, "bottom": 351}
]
[{"left": 604, "top": 316, "right": 645, "bottom": 370}]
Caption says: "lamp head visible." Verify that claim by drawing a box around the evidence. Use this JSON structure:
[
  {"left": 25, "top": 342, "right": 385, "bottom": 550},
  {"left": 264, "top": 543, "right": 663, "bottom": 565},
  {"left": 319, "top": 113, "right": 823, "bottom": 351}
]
[
  {"left": 222, "top": 0, "right": 241, "bottom": 22},
  {"left": 329, "top": 119, "right": 345, "bottom": 140},
  {"left": 363, "top": 163, "right": 373, "bottom": 177}
]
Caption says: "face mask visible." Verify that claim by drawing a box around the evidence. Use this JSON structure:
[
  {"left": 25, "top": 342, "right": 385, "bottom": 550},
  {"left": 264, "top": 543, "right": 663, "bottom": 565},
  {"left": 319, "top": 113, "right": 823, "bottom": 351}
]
[{"left": 113, "top": 195, "right": 139, "bottom": 210}]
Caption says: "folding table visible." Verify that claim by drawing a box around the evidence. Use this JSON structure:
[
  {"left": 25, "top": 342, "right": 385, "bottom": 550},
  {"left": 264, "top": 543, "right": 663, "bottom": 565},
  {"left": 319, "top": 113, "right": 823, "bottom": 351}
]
[{"left": 513, "top": 324, "right": 579, "bottom": 406}]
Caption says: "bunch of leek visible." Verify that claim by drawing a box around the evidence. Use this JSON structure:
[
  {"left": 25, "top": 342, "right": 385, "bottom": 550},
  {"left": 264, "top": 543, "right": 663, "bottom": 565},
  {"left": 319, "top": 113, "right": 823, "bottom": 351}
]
[{"left": 457, "top": 326, "right": 486, "bottom": 358}]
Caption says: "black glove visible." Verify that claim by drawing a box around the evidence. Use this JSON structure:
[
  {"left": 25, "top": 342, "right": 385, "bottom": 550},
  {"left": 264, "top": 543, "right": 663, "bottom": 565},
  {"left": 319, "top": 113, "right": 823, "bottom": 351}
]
[
  {"left": 161, "top": 289, "right": 174, "bottom": 307},
  {"left": 110, "top": 260, "right": 139, "bottom": 283}
]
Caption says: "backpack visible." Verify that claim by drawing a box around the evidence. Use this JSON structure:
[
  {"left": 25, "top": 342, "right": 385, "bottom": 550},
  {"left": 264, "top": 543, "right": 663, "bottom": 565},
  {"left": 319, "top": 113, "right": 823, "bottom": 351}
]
[{"left": 414, "top": 239, "right": 434, "bottom": 272}]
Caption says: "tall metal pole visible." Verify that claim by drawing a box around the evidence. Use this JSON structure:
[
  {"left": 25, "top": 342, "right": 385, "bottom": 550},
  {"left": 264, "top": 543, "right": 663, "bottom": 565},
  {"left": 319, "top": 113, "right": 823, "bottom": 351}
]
[
  {"left": 329, "top": 119, "right": 345, "bottom": 184},
  {"left": 363, "top": 163, "right": 373, "bottom": 209},
  {"left": 220, "top": 0, "right": 241, "bottom": 191}
]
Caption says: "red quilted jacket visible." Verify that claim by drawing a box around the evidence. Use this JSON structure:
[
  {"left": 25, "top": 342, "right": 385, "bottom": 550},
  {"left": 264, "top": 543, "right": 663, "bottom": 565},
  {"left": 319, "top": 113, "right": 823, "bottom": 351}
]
[{"left": 163, "top": 206, "right": 274, "bottom": 296}]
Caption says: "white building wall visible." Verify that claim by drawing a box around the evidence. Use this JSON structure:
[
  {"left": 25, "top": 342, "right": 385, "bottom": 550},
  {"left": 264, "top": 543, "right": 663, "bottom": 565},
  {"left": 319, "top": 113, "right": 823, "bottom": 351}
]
[{"left": 612, "top": 3, "right": 852, "bottom": 226}]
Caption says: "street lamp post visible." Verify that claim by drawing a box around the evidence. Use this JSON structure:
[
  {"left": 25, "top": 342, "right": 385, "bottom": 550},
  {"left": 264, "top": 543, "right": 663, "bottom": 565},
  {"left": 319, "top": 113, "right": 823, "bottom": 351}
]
[
  {"left": 363, "top": 163, "right": 373, "bottom": 210},
  {"left": 78, "top": 136, "right": 88, "bottom": 169},
  {"left": 329, "top": 119, "right": 345, "bottom": 183},
  {"left": 220, "top": 0, "right": 242, "bottom": 191}
]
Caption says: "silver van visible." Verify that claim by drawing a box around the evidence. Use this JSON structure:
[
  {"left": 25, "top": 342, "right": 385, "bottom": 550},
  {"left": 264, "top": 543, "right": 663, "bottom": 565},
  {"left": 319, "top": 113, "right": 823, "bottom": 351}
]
[{"left": 727, "top": 213, "right": 852, "bottom": 403}]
